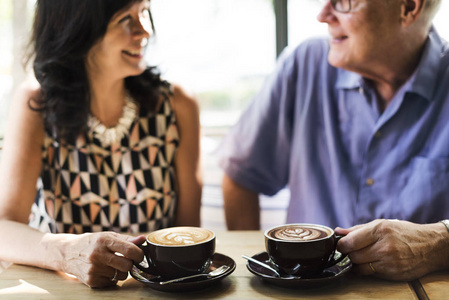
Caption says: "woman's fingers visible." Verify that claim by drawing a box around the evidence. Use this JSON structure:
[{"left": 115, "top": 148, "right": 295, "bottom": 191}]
[
  {"left": 98, "top": 234, "right": 145, "bottom": 264},
  {"left": 64, "top": 232, "right": 145, "bottom": 288}
]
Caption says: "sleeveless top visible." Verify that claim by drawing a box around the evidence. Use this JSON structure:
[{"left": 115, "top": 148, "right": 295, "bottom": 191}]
[{"left": 29, "top": 92, "right": 179, "bottom": 234}]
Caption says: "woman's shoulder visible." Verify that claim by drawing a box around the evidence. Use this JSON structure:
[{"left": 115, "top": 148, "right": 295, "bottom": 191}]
[
  {"left": 168, "top": 84, "right": 200, "bottom": 133},
  {"left": 8, "top": 76, "right": 44, "bottom": 135},
  {"left": 2, "top": 76, "right": 44, "bottom": 157},
  {"left": 15, "top": 76, "right": 42, "bottom": 108},
  {"left": 169, "top": 84, "right": 200, "bottom": 116}
]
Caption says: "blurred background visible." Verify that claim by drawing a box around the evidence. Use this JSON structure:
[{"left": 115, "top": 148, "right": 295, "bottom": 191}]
[{"left": 1, "top": 0, "right": 449, "bottom": 230}]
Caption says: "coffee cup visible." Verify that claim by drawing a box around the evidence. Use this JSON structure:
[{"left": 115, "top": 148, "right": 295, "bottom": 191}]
[
  {"left": 134, "top": 226, "right": 215, "bottom": 279},
  {"left": 264, "top": 223, "right": 346, "bottom": 277}
]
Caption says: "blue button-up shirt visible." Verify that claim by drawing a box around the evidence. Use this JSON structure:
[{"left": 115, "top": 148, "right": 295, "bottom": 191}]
[{"left": 219, "top": 29, "right": 449, "bottom": 228}]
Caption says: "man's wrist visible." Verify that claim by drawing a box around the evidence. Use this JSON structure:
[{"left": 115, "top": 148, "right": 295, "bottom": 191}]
[{"left": 439, "top": 220, "right": 449, "bottom": 233}]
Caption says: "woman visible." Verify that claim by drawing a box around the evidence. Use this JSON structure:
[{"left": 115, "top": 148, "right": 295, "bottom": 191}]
[{"left": 0, "top": 0, "right": 202, "bottom": 288}]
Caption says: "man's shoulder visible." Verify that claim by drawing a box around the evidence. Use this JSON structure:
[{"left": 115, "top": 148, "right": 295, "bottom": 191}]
[
  {"left": 273, "top": 37, "right": 335, "bottom": 84},
  {"left": 276, "top": 37, "right": 330, "bottom": 76}
]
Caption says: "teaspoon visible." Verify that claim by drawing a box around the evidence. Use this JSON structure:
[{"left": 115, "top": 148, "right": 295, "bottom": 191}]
[
  {"left": 159, "top": 265, "right": 230, "bottom": 285},
  {"left": 242, "top": 255, "right": 281, "bottom": 277}
]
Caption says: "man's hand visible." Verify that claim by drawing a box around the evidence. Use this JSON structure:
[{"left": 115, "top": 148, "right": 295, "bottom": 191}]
[{"left": 335, "top": 219, "right": 449, "bottom": 281}]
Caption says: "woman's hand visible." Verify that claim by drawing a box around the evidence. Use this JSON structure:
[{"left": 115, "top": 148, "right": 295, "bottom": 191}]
[
  {"left": 335, "top": 219, "right": 449, "bottom": 281},
  {"left": 61, "top": 232, "right": 146, "bottom": 288}
]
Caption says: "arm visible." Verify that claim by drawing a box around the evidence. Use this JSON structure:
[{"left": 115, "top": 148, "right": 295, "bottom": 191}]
[
  {"left": 0, "top": 82, "right": 50, "bottom": 266},
  {"left": 222, "top": 174, "right": 260, "bottom": 230},
  {"left": 218, "top": 50, "right": 296, "bottom": 230},
  {"left": 0, "top": 82, "right": 145, "bottom": 288},
  {"left": 170, "top": 85, "right": 202, "bottom": 227},
  {"left": 335, "top": 219, "right": 449, "bottom": 281}
]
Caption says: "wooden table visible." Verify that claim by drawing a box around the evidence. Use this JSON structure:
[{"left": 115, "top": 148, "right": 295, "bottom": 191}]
[
  {"left": 0, "top": 231, "right": 424, "bottom": 299},
  {"left": 416, "top": 271, "right": 449, "bottom": 300}
]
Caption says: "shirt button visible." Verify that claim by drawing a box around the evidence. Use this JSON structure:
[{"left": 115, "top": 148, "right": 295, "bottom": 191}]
[
  {"left": 366, "top": 178, "right": 375, "bottom": 186},
  {"left": 359, "top": 87, "right": 364, "bottom": 95}
]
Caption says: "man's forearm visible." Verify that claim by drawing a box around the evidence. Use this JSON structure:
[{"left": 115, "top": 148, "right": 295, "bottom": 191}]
[{"left": 222, "top": 174, "right": 260, "bottom": 230}]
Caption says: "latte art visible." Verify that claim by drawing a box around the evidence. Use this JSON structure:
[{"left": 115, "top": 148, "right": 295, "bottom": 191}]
[
  {"left": 148, "top": 227, "right": 214, "bottom": 246},
  {"left": 275, "top": 228, "right": 322, "bottom": 240},
  {"left": 268, "top": 225, "right": 330, "bottom": 241}
]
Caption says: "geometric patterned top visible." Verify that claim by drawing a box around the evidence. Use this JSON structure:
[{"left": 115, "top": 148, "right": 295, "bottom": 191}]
[{"left": 28, "top": 93, "right": 179, "bottom": 234}]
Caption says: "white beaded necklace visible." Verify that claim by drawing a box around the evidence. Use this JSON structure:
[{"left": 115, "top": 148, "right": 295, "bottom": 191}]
[{"left": 87, "top": 93, "right": 137, "bottom": 146}]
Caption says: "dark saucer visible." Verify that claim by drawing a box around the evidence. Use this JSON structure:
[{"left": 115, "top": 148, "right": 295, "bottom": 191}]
[
  {"left": 130, "top": 253, "right": 235, "bottom": 292},
  {"left": 246, "top": 252, "right": 352, "bottom": 288}
]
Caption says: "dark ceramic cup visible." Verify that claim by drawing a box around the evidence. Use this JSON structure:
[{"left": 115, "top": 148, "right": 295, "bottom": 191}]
[
  {"left": 134, "top": 227, "right": 215, "bottom": 279},
  {"left": 265, "top": 223, "right": 346, "bottom": 277}
]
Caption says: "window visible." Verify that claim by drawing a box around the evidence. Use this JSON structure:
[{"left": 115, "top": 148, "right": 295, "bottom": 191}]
[
  {"left": 2, "top": 0, "right": 449, "bottom": 138},
  {"left": 0, "top": 0, "right": 14, "bottom": 138},
  {"left": 148, "top": 0, "right": 276, "bottom": 134},
  {"left": 0, "top": 0, "right": 35, "bottom": 139},
  {"left": 288, "top": 0, "right": 327, "bottom": 47}
]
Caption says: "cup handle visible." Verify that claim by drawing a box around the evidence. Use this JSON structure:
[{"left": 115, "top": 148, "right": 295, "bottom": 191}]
[
  {"left": 133, "top": 242, "right": 153, "bottom": 274},
  {"left": 325, "top": 235, "right": 348, "bottom": 268}
]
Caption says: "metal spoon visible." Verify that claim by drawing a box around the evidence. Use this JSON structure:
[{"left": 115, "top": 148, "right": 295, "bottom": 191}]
[
  {"left": 242, "top": 255, "right": 281, "bottom": 277},
  {"left": 159, "top": 265, "right": 230, "bottom": 285}
]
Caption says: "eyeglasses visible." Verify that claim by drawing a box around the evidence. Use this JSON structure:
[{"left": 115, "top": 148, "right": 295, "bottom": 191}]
[{"left": 319, "top": 0, "right": 352, "bottom": 13}]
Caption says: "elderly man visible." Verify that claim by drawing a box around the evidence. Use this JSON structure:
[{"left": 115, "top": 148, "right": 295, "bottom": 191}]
[{"left": 219, "top": 0, "right": 449, "bottom": 280}]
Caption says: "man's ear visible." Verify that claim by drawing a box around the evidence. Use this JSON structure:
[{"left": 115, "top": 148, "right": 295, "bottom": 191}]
[
  {"left": 405, "top": 1, "right": 416, "bottom": 14},
  {"left": 400, "top": 0, "right": 424, "bottom": 26}
]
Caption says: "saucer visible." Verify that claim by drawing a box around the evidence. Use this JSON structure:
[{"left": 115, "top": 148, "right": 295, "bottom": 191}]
[
  {"left": 130, "top": 253, "right": 235, "bottom": 292},
  {"left": 246, "top": 252, "right": 352, "bottom": 288}
]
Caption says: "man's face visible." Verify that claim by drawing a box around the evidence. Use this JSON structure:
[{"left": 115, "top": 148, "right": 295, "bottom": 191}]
[{"left": 317, "top": 0, "right": 403, "bottom": 76}]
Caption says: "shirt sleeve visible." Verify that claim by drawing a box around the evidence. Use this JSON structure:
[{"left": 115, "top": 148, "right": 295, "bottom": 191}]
[{"left": 218, "top": 47, "right": 298, "bottom": 196}]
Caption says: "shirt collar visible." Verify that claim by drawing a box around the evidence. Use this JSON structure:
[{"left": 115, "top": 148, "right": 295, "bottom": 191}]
[
  {"left": 408, "top": 27, "right": 446, "bottom": 102},
  {"left": 335, "top": 67, "right": 362, "bottom": 90},
  {"left": 334, "top": 27, "right": 447, "bottom": 102}
]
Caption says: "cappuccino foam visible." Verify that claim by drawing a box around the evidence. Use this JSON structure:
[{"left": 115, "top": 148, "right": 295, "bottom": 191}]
[
  {"left": 268, "top": 225, "right": 330, "bottom": 241},
  {"left": 147, "top": 227, "right": 214, "bottom": 246}
]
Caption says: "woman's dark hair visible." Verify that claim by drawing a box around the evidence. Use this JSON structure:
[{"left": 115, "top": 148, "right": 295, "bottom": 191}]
[{"left": 28, "top": 0, "right": 168, "bottom": 143}]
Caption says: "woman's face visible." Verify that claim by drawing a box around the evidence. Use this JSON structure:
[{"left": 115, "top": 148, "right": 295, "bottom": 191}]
[{"left": 86, "top": 0, "right": 152, "bottom": 81}]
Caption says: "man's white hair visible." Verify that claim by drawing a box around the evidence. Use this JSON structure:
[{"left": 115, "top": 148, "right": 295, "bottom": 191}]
[{"left": 423, "top": 0, "right": 441, "bottom": 25}]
